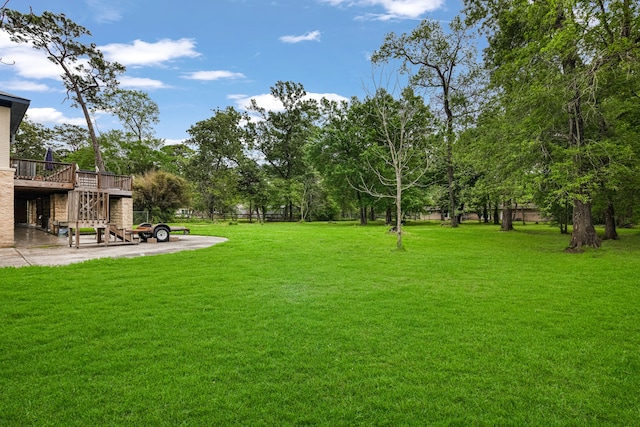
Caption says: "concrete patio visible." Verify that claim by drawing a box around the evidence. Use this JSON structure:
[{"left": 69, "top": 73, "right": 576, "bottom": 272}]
[{"left": 0, "top": 226, "right": 227, "bottom": 268}]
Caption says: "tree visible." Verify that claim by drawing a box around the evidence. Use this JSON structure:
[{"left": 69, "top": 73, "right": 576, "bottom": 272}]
[
  {"left": 12, "top": 117, "right": 52, "bottom": 159},
  {"left": 52, "top": 123, "right": 90, "bottom": 155},
  {"left": 460, "top": 97, "right": 542, "bottom": 232},
  {"left": 309, "top": 98, "right": 379, "bottom": 225},
  {"left": 372, "top": 16, "right": 482, "bottom": 228},
  {"left": 57, "top": 126, "right": 98, "bottom": 170},
  {"left": 582, "top": 0, "right": 640, "bottom": 240},
  {"left": 106, "top": 89, "right": 160, "bottom": 143},
  {"left": 236, "top": 158, "right": 270, "bottom": 223},
  {"left": 248, "top": 81, "right": 320, "bottom": 221},
  {"left": 99, "top": 90, "right": 164, "bottom": 174},
  {"left": 3, "top": 9, "right": 125, "bottom": 172},
  {"left": 158, "top": 143, "right": 194, "bottom": 177},
  {"left": 464, "top": 0, "right": 640, "bottom": 249},
  {"left": 133, "top": 170, "right": 190, "bottom": 222},
  {"left": 186, "top": 106, "right": 251, "bottom": 219},
  {"left": 357, "top": 88, "right": 435, "bottom": 250},
  {"left": 95, "top": 129, "right": 164, "bottom": 175}
]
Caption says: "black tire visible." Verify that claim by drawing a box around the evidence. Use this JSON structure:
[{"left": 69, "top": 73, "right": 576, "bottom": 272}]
[
  {"left": 138, "top": 223, "right": 153, "bottom": 240},
  {"left": 154, "top": 225, "right": 171, "bottom": 242}
]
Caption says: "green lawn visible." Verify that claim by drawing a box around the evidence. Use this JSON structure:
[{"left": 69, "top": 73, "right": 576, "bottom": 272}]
[{"left": 1, "top": 221, "right": 639, "bottom": 425}]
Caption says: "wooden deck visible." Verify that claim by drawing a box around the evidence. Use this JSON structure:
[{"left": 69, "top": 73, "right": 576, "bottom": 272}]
[{"left": 11, "top": 158, "right": 132, "bottom": 194}]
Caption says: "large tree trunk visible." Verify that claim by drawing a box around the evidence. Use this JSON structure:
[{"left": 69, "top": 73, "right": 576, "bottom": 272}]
[
  {"left": 78, "top": 91, "right": 105, "bottom": 172},
  {"left": 501, "top": 203, "right": 514, "bottom": 231},
  {"left": 61, "top": 63, "right": 106, "bottom": 172},
  {"left": 443, "top": 80, "right": 458, "bottom": 228},
  {"left": 359, "top": 207, "right": 368, "bottom": 225},
  {"left": 493, "top": 203, "right": 500, "bottom": 225},
  {"left": 603, "top": 201, "right": 618, "bottom": 241},
  {"left": 385, "top": 206, "right": 392, "bottom": 225},
  {"left": 555, "top": 6, "right": 600, "bottom": 250},
  {"left": 569, "top": 199, "right": 601, "bottom": 249},
  {"left": 357, "top": 192, "right": 367, "bottom": 225}
]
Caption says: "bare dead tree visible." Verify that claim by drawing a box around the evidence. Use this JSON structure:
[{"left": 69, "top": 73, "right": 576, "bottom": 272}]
[{"left": 352, "top": 85, "right": 436, "bottom": 250}]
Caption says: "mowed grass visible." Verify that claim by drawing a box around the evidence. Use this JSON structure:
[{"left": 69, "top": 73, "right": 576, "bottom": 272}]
[{"left": 1, "top": 221, "right": 639, "bottom": 425}]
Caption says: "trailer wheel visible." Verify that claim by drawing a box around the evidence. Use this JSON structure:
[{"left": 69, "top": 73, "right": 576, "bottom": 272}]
[
  {"left": 138, "top": 223, "right": 153, "bottom": 240},
  {"left": 154, "top": 225, "right": 171, "bottom": 242}
]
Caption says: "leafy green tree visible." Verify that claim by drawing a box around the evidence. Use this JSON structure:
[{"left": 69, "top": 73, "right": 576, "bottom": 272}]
[
  {"left": 158, "top": 143, "right": 194, "bottom": 177},
  {"left": 52, "top": 124, "right": 90, "bottom": 160},
  {"left": 63, "top": 146, "right": 95, "bottom": 171},
  {"left": 236, "top": 158, "right": 271, "bottom": 223},
  {"left": 186, "top": 106, "right": 250, "bottom": 219},
  {"left": 100, "top": 89, "right": 164, "bottom": 174},
  {"left": 96, "top": 129, "right": 164, "bottom": 175},
  {"left": 372, "top": 16, "right": 482, "bottom": 228},
  {"left": 460, "top": 98, "right": 542, "bottom": 232},
  {"left": 3, "top": 9, "right": 125, "bottom": 172},
  {"left": 248, "top": 81, "right": 320, "bottom": 221},
  {"left": 465, "top": 0, "right": 640, "bottom": 249},
  {"left": 12, "top": 117, "right": 52, "bottom": 159},
  {"left": 309, "top": 97, "right": 382, "bottom": 225},
  {"left": 133, "top": 170, "right": 190, "bottom": 222},
  {"left": 105, "top": 89, "right": 159, "bottom": 144},
  {"left": 596, "top": 57, "right": 640, "bottom": 232}
]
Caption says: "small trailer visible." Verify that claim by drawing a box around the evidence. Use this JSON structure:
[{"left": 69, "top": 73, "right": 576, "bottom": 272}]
[{"left": 132, "top": 223, "right": 190, "bottom": 243}]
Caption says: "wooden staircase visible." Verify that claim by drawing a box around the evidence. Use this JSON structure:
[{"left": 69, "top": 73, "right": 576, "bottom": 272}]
[
  {"left": 67, "top": 189, "right": 137, "bottom": 248},
  {"left": 68, "top": 189, "right": 109, "bottom": 248},
  {"left": 108, "top": 224, "right": 138, "bottom": 244}
]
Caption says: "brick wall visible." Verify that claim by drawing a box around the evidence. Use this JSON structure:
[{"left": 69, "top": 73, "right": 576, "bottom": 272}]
[
  {"left": 0, "top": 169, "right": 15, "bottom": 247},
  {"left": 109, "top": 197, "right": 133, "bottom": 229},
  {"left": 28, "top": 200, "right": 37, "bottom": 226},
  {"left": 50, "top": 193, "right": 68, "bottom": 222},
  {"left": 0, "top": 106, "right": 12, "bottom": 247}
]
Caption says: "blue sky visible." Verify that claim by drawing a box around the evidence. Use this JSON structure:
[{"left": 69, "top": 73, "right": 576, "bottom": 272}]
[{"left": 1, "top": 0, "right": 462, "bottom": 144}]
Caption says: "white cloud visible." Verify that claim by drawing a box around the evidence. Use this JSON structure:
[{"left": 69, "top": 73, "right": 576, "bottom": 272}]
[
  {"left": 120, "top": 76, "right": 168, "bottom": 89},
  {"left": 230, "top": 92, "right": 349, "bottom": 112},
  {"left": 0, "top": 79, "right": 52, "bottom": 92},
  {"left": 231, "top": 93, "right": 282, "bottom": 112},
  {"left": 318, "top": 0, "right": 443, "bottom": 19},
  {"left": 0, "top": 32, "right": 62, "bottom": 80},
  {"left": 26, "top": 108, "right": 86, "bottom": 126},
  {"left": 280, "top": 31, "right": 322, "bottom": 44},
  {"left": 1, "top": 32, "right": 200, "bottom": 77},
  {"left": 163, "top": 138, "right": 187, "bottom": 146},
  {"left": 101, "top": 38, "right": 201, "bottom": 67},
  {"left": 85, "top": 0, "right": 123, "bottom": 23},
  {"left": 183, "top": 70, "right": 247, "bottom": 81},
  {"left": 308, "top": 92, "right": 351, "bottom": 105}
]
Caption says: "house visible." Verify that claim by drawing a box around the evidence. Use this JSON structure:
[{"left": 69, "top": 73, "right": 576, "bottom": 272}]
[{"left": 0, "top": 91, "right": 134, "bottom": 248}]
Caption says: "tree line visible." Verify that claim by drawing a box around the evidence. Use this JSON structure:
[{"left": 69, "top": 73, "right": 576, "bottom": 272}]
[{"left": 4, "top": 2, "right": 640, "bottom": 250}]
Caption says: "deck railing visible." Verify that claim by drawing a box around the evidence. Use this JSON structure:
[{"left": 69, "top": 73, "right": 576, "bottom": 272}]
[
  {"left": 76, "top": 170, "right": 133, "bottom": 192},
  {"left": 12, "top": 158, "right": 76, "bottom": 183},
  {"left": 11, "top": 158, "right": 132, "bottom": 192}
]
